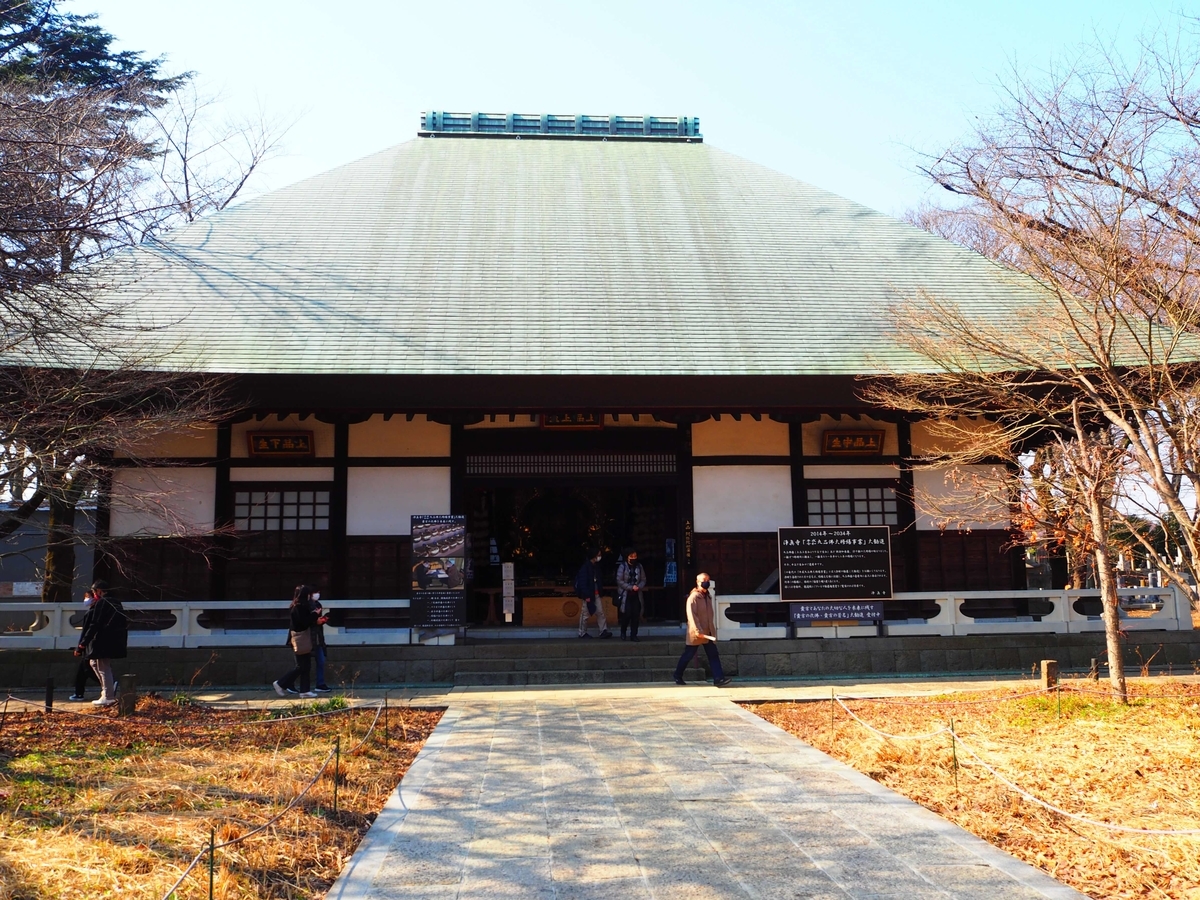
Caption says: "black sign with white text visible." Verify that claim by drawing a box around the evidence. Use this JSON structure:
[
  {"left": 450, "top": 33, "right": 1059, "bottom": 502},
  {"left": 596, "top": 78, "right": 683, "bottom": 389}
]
[
  {"left": 778, "top": 526, "right": 893, "bottom": 601},
  {"left": 410, "top": 591, "right": 469, "bottom": 630},
  {"left": 411, "top": 514, "right": 468, "bottom": 629},
  {"left": 790, "top": 601, "right": 885, "bottom": 623}
]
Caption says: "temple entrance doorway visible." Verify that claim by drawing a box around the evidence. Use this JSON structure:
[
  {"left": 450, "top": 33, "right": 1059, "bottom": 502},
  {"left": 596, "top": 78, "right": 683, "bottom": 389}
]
[{"left": 466, "top": 485, "right": 678, "bottom": 625}]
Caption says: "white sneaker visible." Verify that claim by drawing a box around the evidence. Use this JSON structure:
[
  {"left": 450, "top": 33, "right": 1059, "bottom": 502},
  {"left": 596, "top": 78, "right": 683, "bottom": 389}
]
[
  {"left": 299, "top": 691, "right": 318, "bottom": 699},
  {"left": 272, "top": 681, "right": 286, "bottom": 697},
  {"left": 92, "top": 698, "right": 116, "bottom": 707}
]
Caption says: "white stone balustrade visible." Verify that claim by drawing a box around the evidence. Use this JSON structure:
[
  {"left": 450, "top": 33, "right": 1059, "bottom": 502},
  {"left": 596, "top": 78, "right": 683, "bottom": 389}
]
[
  {"left": 0, "top": 598, "right": 413, "bottom": 650},
  {"left": 716, "top": 586, "right": 1193, "bottom": 640}
]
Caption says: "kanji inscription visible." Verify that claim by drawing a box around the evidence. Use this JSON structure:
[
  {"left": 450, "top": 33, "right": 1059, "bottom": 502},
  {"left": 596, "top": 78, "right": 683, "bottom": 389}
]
[{"left": 778, "top": 526, "right": 892, "bottom": 601}]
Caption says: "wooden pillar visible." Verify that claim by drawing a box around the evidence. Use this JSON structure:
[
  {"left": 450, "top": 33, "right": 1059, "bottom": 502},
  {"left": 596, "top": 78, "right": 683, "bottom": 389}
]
[
  {"left": 450, "top": 423, "right": 466, "bottom": 515},
  {"left": 788, "top": 422, "right": 807, "bottom": 525},
  {"left": 330, "top": 421, "right": 349, "bottom": 601},
  {"left": 210, "top": 423, "right": 233, "bottom": 601},
  {"left": 676, "top": 422, "right": 694, "bottom": 613}
]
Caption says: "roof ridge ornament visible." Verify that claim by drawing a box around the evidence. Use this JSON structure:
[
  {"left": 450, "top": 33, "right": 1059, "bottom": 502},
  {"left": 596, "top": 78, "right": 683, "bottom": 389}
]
[{"left": 419, "top": 111, "right": 702, "bottom": 142}]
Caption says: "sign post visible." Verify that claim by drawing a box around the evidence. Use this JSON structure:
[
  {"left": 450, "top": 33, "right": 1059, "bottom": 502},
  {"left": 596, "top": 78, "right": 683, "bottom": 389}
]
[
  {"left": 501, "top": 562, "right": 515, "bottom": 623},
  {"left": 410, "top": 514, "right": 468, "bottom": 638},
  {"left": 778, "top": 526, "right": 892, "bottom": 630}
]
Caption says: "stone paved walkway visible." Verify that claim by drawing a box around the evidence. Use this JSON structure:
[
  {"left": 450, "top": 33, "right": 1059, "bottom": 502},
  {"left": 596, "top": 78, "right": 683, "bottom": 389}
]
[{"left": 329, "top": 691, "right": 1085, "bottom": 900}]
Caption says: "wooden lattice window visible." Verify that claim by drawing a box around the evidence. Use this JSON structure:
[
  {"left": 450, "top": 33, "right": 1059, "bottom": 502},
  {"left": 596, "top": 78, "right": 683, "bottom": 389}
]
[{"left": 234, "top": 488, "right": 331, "bottom": 532}]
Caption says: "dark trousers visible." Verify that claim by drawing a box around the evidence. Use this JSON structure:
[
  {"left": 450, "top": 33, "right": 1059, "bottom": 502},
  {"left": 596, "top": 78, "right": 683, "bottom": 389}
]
[
  {"left": 314, "top": 645, "right": 327, "bottom": 688},
  {"left": 674, "top": 642, "right": 725, "bottom": 682},
  {"left": 619, "top": 595, "right": 641, "bottom": 638},
  {"left": 75, "top": 657, "right": 99, "bottom": 695},
  {"left": 278, "top": 652, "right": 312, "bottom": 693}
]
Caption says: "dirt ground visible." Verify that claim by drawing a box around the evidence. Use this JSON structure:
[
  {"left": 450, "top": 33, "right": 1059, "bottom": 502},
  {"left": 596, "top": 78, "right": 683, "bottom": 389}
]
[
  {"left": 748, "top": 679, "right": 1200, "bottom": 900},
  {"left": 0, "top": 695, "right": 442, "bottom": 899}
]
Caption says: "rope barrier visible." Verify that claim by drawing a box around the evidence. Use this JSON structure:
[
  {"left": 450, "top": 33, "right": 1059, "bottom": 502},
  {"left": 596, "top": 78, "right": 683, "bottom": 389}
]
[
  {"left": 833, "top": 697, "right": 950, "bottom": 741},
  {"left": 831, "top": 692, "right": 1200, "bottom": 837},
  {"left": 2, "top": 693, "right": 386, "bottom": 727},
  {"left": 836, "top": 686, "right": 1053, "bottom": 707},
  {"left": 1058, "top": 684, "right": 1200, "bottom": 703},
  {"left": 159, "top": 743, "right": 338, "bottom": 900},
  {"left": 4, "top": 694, "right": 112, "bottom": 719},
  {"left": 346, "top": 702, "right": 386, "bottom": 755},
  {"left": 946, "top": 729, "right": 1200, "bottom": 836}
]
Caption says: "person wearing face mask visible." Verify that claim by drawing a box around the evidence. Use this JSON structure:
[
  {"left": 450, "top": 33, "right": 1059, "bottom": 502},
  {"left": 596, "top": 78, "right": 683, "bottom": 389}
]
[
  {"left": 673, "top": 572, "right": 730, "bottom": 686},
  {"left": 573, "top": 548, "right": 612, "bottom": 639},
  {"left": 616, "top": 547, "right": 647, "bottom": 641}
]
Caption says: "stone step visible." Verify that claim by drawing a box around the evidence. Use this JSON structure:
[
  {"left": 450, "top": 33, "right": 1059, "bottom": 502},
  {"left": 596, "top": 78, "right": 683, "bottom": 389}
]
[
  {"left": 465, "top": 640, "right": 677, "bottom": 659},
  {"left": 453, "top": 668, "right": 680, "bottom": 687}
]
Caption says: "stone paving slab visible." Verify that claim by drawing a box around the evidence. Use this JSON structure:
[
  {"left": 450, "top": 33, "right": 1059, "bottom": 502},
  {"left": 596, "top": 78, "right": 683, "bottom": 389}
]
[{"left": 327, "top": 692, "right": 1087, "bottom": 900}]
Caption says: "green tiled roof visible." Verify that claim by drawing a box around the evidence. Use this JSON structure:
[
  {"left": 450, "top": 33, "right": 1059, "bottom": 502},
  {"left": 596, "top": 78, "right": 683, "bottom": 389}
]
[{"left": 97, "top": 137, "right": 1046, "bottom": 376}]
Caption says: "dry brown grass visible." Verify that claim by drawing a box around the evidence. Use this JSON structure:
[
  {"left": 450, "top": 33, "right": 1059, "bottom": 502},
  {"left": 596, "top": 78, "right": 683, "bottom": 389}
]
[
  {"left": 0, "top": 695, "right": 442, "bottom": 899},
  {"left": 748, "top": 680, "right": 1200, "bottom": 900}
]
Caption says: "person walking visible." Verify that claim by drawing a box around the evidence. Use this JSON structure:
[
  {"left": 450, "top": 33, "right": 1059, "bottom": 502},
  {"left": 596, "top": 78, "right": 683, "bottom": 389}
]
[
  {"left": 617, "top": 548, "right": 647, "bottom": 641},
  {"left": 673, "top": 572, "right": 730, "bottom": 686},
  {"left": 310, "top": 589, "right": 332, "bottom": 693},
  {"left": 272, "top": 585, "right": 319, "bottom": 698},
  {"left": 73, "top": 581, "right": 127, "bottom": 707},
  {"left": 68, "top": 589, "right": 101, "bottom": 701},
  {"left": 573, "top": 548, "right": 612, "bottom": 639}
]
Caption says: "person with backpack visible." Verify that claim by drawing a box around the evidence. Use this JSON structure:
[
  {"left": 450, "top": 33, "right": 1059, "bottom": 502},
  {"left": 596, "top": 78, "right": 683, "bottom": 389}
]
[
  {"left": 617, "top": 548, "right": 647, "bottom": 641},
  {"left": 574, "top": 548, "right": 612, "bottom": 639},
  {"left": 73, "top": 581, "right": 128, "bottom": 707}
]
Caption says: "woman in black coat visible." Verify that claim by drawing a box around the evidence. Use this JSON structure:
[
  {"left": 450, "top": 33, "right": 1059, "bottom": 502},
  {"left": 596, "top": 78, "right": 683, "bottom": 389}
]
[
  {"left": 73, "top": 581, "right": 127, "bottom": 708},
  {"left": 272, "top": 585, "right": 318, "bottom": 698}
]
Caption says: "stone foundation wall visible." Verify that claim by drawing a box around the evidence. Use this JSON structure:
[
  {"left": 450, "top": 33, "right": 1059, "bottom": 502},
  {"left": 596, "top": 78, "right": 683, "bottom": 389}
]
[{"left": 2, "top": 631, "right": 1197, "bottom": 691}]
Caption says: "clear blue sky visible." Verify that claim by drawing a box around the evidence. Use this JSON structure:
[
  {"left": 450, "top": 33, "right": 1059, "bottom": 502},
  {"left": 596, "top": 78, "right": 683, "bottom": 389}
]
[{"left": 82, "top": 0, "right": 1184, "bottom": 217}]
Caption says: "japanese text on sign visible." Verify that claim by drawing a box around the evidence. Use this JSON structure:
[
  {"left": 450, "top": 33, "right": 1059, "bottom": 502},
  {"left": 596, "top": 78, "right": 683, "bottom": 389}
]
[
  {"left": 790, "top": 601, "right": 884, "bottom": 622},
  {"left": 246, "top": 431, "right": 314, "bottom": 457},
  {"left": 778, "top": 526, "right": 893, "bottom": 601},
  {"left": 411, "top": 514, "right": 468, "bottom": 629},
  {"left": 821, "top": 430, "right": 884, "bottom": 456}
]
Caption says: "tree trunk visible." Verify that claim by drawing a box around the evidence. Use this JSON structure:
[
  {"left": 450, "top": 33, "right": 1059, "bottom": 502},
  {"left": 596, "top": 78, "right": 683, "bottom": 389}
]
[
  {"left": 1088, "top": 503, "right": 1127, "bottom": 703},
  {"left": 41, "top": 477, "right": 86, "bottom": 604},
  {"left": 0, "top": 485, "right": 47, "bottom": 538}
]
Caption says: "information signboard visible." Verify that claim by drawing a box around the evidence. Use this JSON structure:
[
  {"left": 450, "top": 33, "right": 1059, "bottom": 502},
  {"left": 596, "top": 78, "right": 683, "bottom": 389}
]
[
  {"left": 789, "top": 601, "right": 884, "bottom": 623},
  {"left": 778, "top": 526, "right": 892, "bottom": 601},
  {"left": 411, "top": 514, "right": 468, "bottom": 629}
]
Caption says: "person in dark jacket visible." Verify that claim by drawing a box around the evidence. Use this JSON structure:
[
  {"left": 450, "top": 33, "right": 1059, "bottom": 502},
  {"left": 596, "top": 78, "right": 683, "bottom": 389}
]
[
  {"left": 574, "top": 548, "right": 612, "bottom": 639},
  {"left": 68, "top": 589, "right": 101, "bottom": 701},
  {"left": 310, "top": 589, "right": 332, "bottom": 693},
  {"left": 272, "top": 585, "right": 319, "bottom": 698},
  {"left": 73, "top": 581, "right": 127, "bottom": 707},
  {"left": 616, "top": 548, "right": 648, "bottom": 641}
]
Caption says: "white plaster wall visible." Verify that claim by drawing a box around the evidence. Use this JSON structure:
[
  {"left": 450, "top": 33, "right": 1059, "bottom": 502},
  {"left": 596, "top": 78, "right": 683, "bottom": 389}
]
[
  {"left": 804, "top": 464, "right": 900, "bottom": 480},
  {"left": 347, "top": 467, "right": 451, "bottom": 535},
  {"left": 231, "top": 416, "right": 334, "bottom": 458},
  {"left": 693, "top": 418, "right": 789, "bottom": 456},
  {"left": 229, "top": 467, "right": 334, "bottom": 482},
  {"left": 114, "top": 427, "right": 218, "bottom": 459},
  {"left": 913, "top": 466, "right": 1011, "bottom": 531},
  {"left": 911, "top": 417, "right": 1003, "bottom": 456},
  {"left": 110, "top": 468, "right": 215, "bottom": 536},
  {"left": 349, "top": 415, "right": 451, "bottom": 456},
  {"left": 802, "top": 415, "right": 898, "bottom": 456},
  {"left": 693, "top": 466, "right": 793, "bottom": 532}
]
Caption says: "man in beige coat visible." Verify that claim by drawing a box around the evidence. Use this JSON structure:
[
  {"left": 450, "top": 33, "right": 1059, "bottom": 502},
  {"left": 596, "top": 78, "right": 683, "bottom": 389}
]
[{"left": 673, "top": 572, "right": 730, "bottom": 686}]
